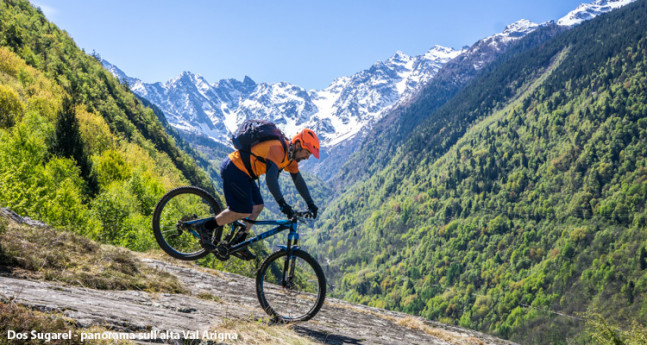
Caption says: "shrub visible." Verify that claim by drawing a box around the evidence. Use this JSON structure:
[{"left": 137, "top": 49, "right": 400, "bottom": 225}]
[{"left": 0, "top": 84, "right": 24, "bottom": 127}]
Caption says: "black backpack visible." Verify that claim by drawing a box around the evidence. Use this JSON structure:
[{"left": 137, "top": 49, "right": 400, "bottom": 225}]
[{"left": 231, "top": 119, "right": 288, "bottom": 180}]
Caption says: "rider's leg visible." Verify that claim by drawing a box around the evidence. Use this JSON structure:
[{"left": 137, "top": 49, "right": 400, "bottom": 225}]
[
  {"left": 200, "top": 156, "right": 255, "bottom": 253},
  {"left": 230, "top": 204, "right": 261, "bottom": 260},
  {"left": 228, "top": 184, "right": 262, "bottom": 260},
  {"left": 212, "top": 187, "right": 262, "bottom": 230},
  {"left": 243, "top": 204, "right": 264, "bottom": 233},
  {"left": 201, "top": 208, "right": 247, "bottom": 250},
  {"left": 210, "top": 156, "right": 256, "bottom": 229},
  {"left": 241, "top": 179, "right": 264, "bottom": 233},
  {"left": 214, "top": 208, "right": 250, "bottom": 227}
]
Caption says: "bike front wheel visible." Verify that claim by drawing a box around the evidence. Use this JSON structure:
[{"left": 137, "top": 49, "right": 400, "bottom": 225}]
[
  {"left": 152, "top": 186, "right": 222, "bottom": 260},
  {"left": 256, "top": 249, "right": 326, "bottom": 322}
]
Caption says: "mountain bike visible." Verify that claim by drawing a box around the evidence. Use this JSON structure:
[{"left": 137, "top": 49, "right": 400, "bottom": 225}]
[{"left": 151, "top": 186, "right": 326, "bottom": 322}]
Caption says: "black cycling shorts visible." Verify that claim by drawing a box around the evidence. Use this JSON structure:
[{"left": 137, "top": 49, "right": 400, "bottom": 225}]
[{"left": 220, "top": 157, "right": 263, "bottom": 213}]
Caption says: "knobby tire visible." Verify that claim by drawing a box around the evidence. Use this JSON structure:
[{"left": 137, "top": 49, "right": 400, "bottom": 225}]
[
  {"left": 152, "top": 186, "right": 222, "bottom": 261},
  {"left": 256, "top": 249, "right": 326, "bottom": 322}
]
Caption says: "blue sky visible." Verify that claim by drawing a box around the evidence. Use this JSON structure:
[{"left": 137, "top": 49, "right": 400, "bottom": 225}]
[{"left": 30, "top": 0, "right": 586, "bottom": 90}]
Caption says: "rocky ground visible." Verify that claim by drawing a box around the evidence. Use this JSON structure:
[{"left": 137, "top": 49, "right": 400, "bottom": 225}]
[
  {"left": 0, "top": 209, "right": 517, "bottom": 345},
  {"left": 0, "top": 259, "right": 518, "bottom": 345}
]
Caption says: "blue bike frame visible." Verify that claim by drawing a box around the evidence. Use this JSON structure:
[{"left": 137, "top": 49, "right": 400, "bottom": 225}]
[
  {"left": 185, "top": 215, "right": 308, "bottom": 287},
  {"left": 229, "top": 218, "right": 300, "bottom": 253},
  {"left": 184, "top": 217, "right": 301, "bottom": 255}
]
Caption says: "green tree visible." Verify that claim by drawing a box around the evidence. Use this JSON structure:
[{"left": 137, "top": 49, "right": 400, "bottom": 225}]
[
  {"left": 50, "top": 97, "right": 98, "bottom": 195},
  {"left": 0, "top": 84, "right": 23, "bottom": 127}
]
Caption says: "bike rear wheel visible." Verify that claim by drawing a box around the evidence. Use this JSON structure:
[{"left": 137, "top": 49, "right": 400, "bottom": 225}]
[
  {"left": 152, "top": 186, "right": 222, "bottom": 260},
  {"left": 256, "top": 249, "right": 326, "bottom": 322}
]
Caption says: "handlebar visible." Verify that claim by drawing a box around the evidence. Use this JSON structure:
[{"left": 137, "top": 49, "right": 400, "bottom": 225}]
[{"left": 292, "top": 211, "right": 315, "bottom": 222}]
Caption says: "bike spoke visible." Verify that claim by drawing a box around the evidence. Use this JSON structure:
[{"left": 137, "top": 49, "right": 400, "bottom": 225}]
[
  {"left": 154, "top": 188, "right": 217, "bottom": 257},
  {"left": 258, "top": 252, "right": 323, "bottom": 321}
]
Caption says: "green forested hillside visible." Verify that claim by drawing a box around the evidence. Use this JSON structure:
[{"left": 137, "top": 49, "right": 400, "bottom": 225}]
[
  {"left": 309, "top": 1, "right": 647, "bottom": 343},
  {"left": 0, "top": 0, "right": 214, "bottom": 250},
  {"left": 333, "top": 23, "right": 566, "bottom": 194}
]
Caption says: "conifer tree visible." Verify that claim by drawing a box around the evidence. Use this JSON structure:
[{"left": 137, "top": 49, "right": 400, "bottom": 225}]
[{"left": 50, "top": 96, "right": 99, "bottom": 196}]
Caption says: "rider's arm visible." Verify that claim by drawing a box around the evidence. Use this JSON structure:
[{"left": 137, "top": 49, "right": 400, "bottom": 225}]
[
  {"left": 265, "top": 160, "right": 286, "bottom": 204},
  {"left": 290, "top": 172, "right": 314, "bottom": 206}
]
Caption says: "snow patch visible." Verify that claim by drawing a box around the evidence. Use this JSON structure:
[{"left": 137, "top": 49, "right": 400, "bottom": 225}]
[
  {"left": 104, "top": 0, "right": 638, "bottom": 155},
  {"left": 558, "top": 0, "right": 637, "bottom": 26}
]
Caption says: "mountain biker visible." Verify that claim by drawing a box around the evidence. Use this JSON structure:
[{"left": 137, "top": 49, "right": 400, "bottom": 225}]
[{"left": 201, "top": 128, "right": 320, "bottom": 260}]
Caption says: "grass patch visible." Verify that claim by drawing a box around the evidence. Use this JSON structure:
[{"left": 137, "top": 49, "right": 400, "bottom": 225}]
[
  {"left": 395, "top": 316, "right": 485, "bottom": 345},
  {"left": 325, "top": 300, "right": 486, "bottom": 345},
  {"left": 0, "top": 299, "right": 320, "bottom": 345},
  {"left": 0, "top": 213, "right": 186, "bottom": 294},
  {"left": 196, "top": 291, "right": 221, "bottom": 303},
  {"left": 218, "top": 318, "right": 323, "bottom": 345},
  {"left": 0, "top": 299, "right": 133, "bottom": 345},
  {"left": 584, "top": 313, "right": 647, "bottom": 345}
]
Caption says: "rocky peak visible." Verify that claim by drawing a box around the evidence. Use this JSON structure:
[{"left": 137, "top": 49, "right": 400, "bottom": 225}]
[
  {"left": 558, "top": 0, "right": 637, "bottom": 26},
  {"left": 503, "top": 19, "right": 540, "bottom": 37}
]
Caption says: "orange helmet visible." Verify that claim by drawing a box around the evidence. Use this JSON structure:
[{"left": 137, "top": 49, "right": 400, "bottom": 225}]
[{"left": 291, "top": 129, "right": 320, "bottom": 159}]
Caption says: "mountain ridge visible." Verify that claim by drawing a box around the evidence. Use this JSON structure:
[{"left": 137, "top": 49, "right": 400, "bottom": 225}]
[
  {"left": 331, "top": 21, "right": 567, "bottom": 191},
  {"left": 557, "top": 0, "right": 637, "bottom": 26},
  {"left": 103, "top": 21, "right": 545, "bottom": 180},
  {"left": 103, "top": 44, "right": 461, "bottom": 148},
  {"left": 104, "top": 0, "right": 637, "bottom": 182},
  {"left": 329, "top": 0, "right": 636, "bottom": 192}
]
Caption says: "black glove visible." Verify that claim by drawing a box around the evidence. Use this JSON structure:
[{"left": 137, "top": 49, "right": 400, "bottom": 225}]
[
  {"left": 277, "top": 199, "right": 295, "bottom": 219},
  {"left": 307, "top": 203, "right": 318, "bottom": 219}
]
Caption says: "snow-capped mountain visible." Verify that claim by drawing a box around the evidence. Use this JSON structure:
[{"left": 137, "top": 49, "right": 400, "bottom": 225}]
[
  {"left": 307, "top": 45, "right": 461, "bottom": 146},
  {"left": 103, "top": 0, "right": 634, "bottom": 180},
  {"left": 557, "top": 0, "right": 637, "bottom": 26},
  {"left": 459, "top": 19, "right": 541, "bottom": 71},
  {"left": 324, "top": 0, "right": 633, "bottom": 182},
  {"left": 104, "top": 45, "right": 461, "bottom": 150}
]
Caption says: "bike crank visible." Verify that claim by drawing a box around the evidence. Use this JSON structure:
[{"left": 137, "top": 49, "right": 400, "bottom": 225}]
[{"left": 213, "top": 242, "right": 230, "bottom": 260}]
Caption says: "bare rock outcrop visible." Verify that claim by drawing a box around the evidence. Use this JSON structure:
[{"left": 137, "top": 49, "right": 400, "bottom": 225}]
[
  {"left": 0, "top": 208, "right": 517, "bottom": 344},
  {"left": 0, "top": 258, "right": 517, "bottom": 345}
]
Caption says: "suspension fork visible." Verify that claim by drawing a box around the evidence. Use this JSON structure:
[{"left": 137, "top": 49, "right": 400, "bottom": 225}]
[{"left": 282, "top": 224, "right": 299, "bottom": 287}]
